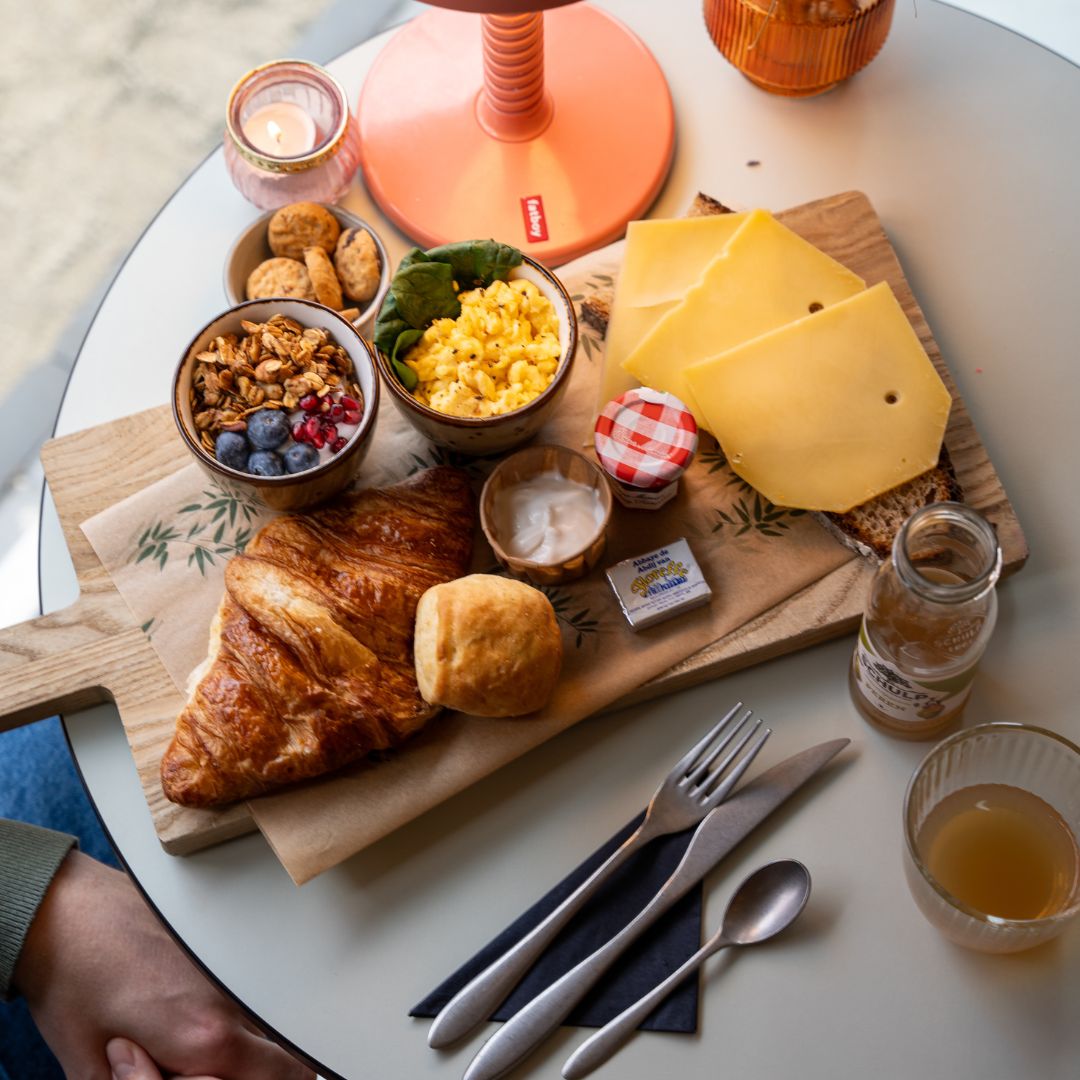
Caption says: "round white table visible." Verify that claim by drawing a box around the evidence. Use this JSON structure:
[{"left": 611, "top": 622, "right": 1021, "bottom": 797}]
[{"left": 41, "top": 3, "right": 1080, "bottom": 1077}]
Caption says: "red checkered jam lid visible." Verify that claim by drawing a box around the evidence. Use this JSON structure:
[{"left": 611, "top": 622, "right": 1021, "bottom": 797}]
[{"left": 594, "top": 388, "right": 699, "bottom": 491}]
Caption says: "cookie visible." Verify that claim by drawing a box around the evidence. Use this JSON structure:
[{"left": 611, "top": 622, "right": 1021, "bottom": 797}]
[
  {"left": 245, "top": 257, "right": 315, "bottom": 301},
  {"left": 267, "top": 202, "right": 341, "bottom": 260},
  {"left": 303, "top": 246, "right": 344, "bottom": 311},
  {"left": 334, "top": 227, "right": 381, "bottom": 303}
]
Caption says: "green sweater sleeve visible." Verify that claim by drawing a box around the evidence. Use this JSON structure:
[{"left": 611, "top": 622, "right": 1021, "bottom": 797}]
[{"left": 0, "top": 819, "right": 77, "bottom": 1000}]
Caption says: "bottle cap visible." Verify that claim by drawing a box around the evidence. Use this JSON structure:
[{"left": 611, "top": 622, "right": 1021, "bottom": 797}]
[{"left": 593, "top": 388, "right": 698, "bottom": 494}]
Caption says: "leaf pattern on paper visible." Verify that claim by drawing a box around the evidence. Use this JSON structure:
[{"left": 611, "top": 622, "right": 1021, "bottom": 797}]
[
  {"left": 485, "top": 563, "right": 601, "bottom": 649},
  {"left": 579, "top": 332, "right": 600, "bottom": 363},
  {"left": 538, "top": 584, "right": 601, "bottom": 649},
  {"left": 699, "top": 447, "right": 754, "bottom": 495},
  {"left": 130, "top": 482, "right": 262, "bottom": 576},
  {"left": 712, "top": 493, "right": 807, "bottom": 539},
  {"left": 406, "top": 445, "right": 489, "bottom": 482},
  {"left": 569, "top": 271, "right": 614, "bottom": 301},
  {"left": 699, "top": 446, "right": 732, "bottom": 475}
]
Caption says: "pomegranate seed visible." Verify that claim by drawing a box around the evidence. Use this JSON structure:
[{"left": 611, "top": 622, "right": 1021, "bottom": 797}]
[
  {"left": 343, "top": 409, "right": 361, "bottom": 425},
  {"left": 328, "top": 403, "right": 345, "bottom": 422},
  {"left": 340, "top": 395, "right": 359, "bottom": 411},
  {"left": 331, "top": 436, "right": 348, "bottom": 453},
  {"left": 291, "top": 421, "right": 307, "bottom": 443},
  {"left": 311, "top": 432, "right": 326, "bottom": 449},
  {"left": 322, "top": 423, "right": 338, "bottom": 442},
  {"left": 299, "top": 394, "right": 320, "bottom": 413},
  {"left": 320, "top": 397, "right": 331, "bottom": 413},
  {"left": 304, "top": 416, "right": 321, "bottom": 440}
]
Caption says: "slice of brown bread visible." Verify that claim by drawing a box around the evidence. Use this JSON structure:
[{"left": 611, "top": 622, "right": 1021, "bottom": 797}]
[
  {"left": 687, "top": 192, "right": 736, "bottom": 217},
  {"left": 580, "top": 294, "right": 612, "bottom": 336},
  {"left": 815, "top": 445, "right": 964, "bottom": 561}
]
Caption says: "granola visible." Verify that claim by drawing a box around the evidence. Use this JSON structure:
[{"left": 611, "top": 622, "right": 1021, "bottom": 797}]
[{"left": 190, "top": 314, "right": 362, "bottom": 444}]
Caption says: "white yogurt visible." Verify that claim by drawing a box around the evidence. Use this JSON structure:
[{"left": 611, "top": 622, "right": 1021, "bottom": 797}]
[{"left": 493, "top": 471, "right": 606, "bottom": 564}]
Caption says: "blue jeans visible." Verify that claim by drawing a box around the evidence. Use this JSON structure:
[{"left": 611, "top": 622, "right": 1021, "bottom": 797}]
[{"left": 0, "top": 717, "right": 119, "bottom": 1080}]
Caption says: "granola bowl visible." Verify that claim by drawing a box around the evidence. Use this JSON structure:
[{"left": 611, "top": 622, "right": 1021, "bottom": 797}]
[
  {"left": 172, "top": 299, "right": 379, "bottom": 512},
  {"left": 223, "top": 204, "right": 390, "bottom": 332}
]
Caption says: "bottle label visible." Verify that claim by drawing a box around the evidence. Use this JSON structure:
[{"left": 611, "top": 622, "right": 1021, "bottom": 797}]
[{"left": 852, "top": 621, "right": 978, "bottom": 725}]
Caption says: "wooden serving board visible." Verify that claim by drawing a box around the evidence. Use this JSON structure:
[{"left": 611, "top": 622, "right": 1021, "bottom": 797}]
[{"left": 0, "top": 191, "right": 1026, "bottom": 856}]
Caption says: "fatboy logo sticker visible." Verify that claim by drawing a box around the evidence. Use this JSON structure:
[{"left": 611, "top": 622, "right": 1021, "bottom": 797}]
[{"left": 520, "top": 195, "right": 548, "bottom": 243}]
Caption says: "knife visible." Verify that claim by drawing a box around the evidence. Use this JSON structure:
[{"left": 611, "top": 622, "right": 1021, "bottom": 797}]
[{"left": 461, "top": 737, "right": 850, "bottom": 1080}]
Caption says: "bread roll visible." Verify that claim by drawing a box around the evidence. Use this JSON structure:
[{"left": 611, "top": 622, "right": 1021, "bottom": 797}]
[
  {"left": 414, "top": 575, "right": 562, "bottom": 717},
  {"left": 160, "top": 468, "right": 475, "bottom": 808}
]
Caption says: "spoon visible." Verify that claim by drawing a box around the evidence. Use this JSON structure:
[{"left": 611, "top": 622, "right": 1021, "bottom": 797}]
[{"left": 561, "top": 859, "right": 812, "bottom": 1080}]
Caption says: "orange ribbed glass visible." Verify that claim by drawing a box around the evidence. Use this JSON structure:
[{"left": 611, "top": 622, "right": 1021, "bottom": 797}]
[{"left": 703, "top": 0, "right": 896, "bottom": 97}]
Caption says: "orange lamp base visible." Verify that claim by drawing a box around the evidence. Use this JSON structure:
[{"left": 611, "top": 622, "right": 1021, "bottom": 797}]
[{"left": 357, "top": 4, "right": 675, "bottom": 265}]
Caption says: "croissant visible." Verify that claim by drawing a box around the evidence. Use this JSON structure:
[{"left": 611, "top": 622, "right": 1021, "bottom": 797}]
[{"left": 160, "top": 467, "right": 474, "bottom": 808}]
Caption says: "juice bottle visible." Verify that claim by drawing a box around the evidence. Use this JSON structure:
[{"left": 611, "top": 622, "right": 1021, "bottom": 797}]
[{"left": 850, "top": 502, "right": 1002, "bottom": 739}]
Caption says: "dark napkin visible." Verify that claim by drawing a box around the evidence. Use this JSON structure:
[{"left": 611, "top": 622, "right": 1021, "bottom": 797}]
[{"left": 410, "top": 812, "right": 703, "bottom": 1033}]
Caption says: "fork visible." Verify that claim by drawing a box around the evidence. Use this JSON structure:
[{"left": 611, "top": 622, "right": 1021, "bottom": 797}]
[{"left": 426, "top": 703, "right": 770, "bottom": 1048}]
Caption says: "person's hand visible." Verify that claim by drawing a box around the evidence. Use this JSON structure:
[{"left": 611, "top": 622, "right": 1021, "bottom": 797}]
[
  {"left": 14, "top": 850, "right": 314, "bottom": 1080},
  {"left": 106, "top": 1037, "right": 221, "bottom": 1080}
]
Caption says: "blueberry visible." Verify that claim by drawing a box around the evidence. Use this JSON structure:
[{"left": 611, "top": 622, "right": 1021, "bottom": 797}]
[
  {"left": 283, "top": 442, "right": 320, "bottom": 474},
  {"left": 246, "top": 408, "right": 290, "bottom": 450},
  {"left": 214, "top": 431, "right": 248, "bottom": 471},
  {"left": 247, "top": 450, "right": 285, "bottom": 477}
]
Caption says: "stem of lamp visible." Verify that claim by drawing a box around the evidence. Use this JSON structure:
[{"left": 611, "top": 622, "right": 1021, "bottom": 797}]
[{"left": 476, "top": 11, "right": 554, "bottom": 141}]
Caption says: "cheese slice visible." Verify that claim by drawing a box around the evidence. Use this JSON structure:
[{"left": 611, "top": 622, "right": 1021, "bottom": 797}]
[
  {"left": 621, "top": 209, "right": 866, "bottom": 430},
  {"left": 596, "top": 214, "right": 748, "bottom": 412},
  {"left": 683, "top": 282, "right": 952, "bottom": 513},
  {"left": 617, "top": 215, "right": 751, "bottom": 308}
]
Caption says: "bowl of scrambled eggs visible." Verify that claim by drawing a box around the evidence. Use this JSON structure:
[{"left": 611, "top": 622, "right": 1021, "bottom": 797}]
[{"left": 374, "top": 245, "right": 578, "bottom": 456}]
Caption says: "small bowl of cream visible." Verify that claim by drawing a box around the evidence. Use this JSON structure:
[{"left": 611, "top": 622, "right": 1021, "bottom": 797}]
[{"left": 480, "top": 445, "right": 612, "bottom": 586}]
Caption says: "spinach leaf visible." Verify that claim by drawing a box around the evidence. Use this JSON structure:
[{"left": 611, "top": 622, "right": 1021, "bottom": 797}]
[
  {"left": 426, "top": 240, "right": 523, "bottom": 288},
  {"left": 373, "top": 239, "right": 523, "bottom": 391},
  {"left": 373, "top": 247, "right": 435, "bottom": 355},
  {"left": 389, "top": 329, "right": 423, "bottom": 390},
  {"left": 391, "top": 260, "right": 460, "bottom": 328},
  {"left": 373, "top": 291, "right": 411, "bottom": 357},
  {"left": 396, "top": 246, "right": 431, "bottom": 274}
]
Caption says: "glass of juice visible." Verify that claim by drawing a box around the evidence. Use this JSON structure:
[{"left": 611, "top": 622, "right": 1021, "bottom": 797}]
[{"left": 903, "top": 723, "right": 1080, "bottom": 952}]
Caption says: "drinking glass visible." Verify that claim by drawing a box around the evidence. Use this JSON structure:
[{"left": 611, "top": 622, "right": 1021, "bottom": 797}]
[
  {"left": 904, "top": 723, "right": 1080, "bottom": 953},
  {"left": 703, "top": 0, "right": 896, "bottom": 97}
]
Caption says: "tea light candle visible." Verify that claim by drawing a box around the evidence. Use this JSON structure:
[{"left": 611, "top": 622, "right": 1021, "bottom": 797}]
[
  {"left": 241, "top": 101, "right": 317, "bottom": 157},
  {"left": 224, "top": 60, "right": 362, "bottom": 209}
]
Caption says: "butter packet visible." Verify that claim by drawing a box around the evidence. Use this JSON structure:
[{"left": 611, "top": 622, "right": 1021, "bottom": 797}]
[{"left": 605, "top": 538, "right": 712, "bottom": 631}]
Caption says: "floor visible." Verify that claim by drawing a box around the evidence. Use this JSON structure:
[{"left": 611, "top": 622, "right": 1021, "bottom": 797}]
[
  {"left": 0, "top": 0, "right": 1077, "bottom": 632},
  {"left": 0, "top": 0, "right": 414, "bottom": 627}
]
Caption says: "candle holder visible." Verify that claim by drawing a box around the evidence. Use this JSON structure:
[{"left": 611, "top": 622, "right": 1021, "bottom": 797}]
[{"left": 224, "top": 59, "right": 362, "bottom": 209}]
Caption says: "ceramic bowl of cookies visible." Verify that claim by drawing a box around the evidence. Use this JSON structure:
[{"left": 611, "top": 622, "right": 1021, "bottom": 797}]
[
  {"left": 373, "top": 244, "right": 578, "bottom": 457},
  {"left": 224, "top": 201, "right": 390, "bottom": 331},
  {"left": 172, "top": 299, "right": 379, "bottom": 512},
  {"left": 480, "top": 444, "right": 612, "bottom": 586}
]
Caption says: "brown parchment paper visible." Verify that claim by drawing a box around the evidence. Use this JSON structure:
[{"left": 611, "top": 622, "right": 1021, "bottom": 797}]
[{"left": 81, "top": 243, "right": 854, "bottom": 884}]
